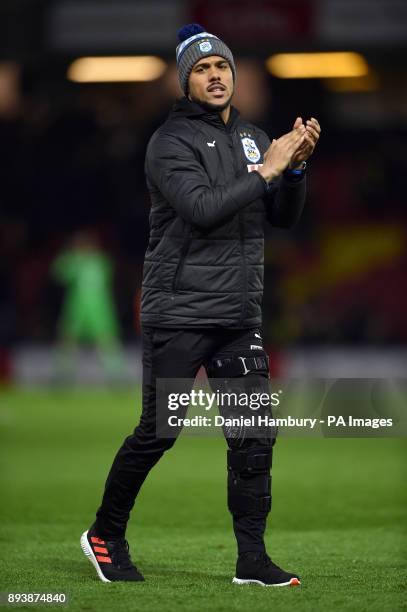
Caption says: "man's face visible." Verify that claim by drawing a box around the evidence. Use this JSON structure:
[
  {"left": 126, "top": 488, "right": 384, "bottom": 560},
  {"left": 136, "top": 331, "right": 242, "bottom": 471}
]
[{"left": 188, "top": 55, "right": 234, "bottom": 111}]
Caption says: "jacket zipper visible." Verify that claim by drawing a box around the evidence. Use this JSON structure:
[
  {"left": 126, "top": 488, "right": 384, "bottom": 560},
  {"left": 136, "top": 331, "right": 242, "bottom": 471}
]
[
  {"left": 230, "top": 131, "right": 247, "bottom": 325},
  {"left": 238, "top": 212, "right": 247, "bottom": 325},
  {"left": 172, "top": 231, "right": 191, "bottom": 294}
]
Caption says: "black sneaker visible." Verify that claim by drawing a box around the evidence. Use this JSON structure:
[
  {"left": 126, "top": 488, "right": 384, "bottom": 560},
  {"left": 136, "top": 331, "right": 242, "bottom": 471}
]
[
  {"left": 80, "top": 527, "right": 145, "bottom": 583},
  {"left": 233, "top": 552, "right": 300, "bottom": 587}
]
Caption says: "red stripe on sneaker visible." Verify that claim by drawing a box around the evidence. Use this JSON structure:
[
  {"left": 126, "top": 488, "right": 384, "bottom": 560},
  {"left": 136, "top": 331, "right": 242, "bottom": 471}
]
[
  {"left": 96, "top": 555, "right": 112, "bottom": 563},
  {"left": 94, "top": 546, "right": 108, "bottom": 554},
  {"left": 91, "top": 537, "right": 105, "bottom": 544}
]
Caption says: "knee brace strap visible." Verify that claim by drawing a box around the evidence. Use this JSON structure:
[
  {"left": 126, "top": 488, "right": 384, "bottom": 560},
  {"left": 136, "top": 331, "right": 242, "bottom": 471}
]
[
  {"left": 228, "top": 491, "right": 272, "bottom": 514},
  {"left": 211, "top": 355, "right": 269, "bottom": 378},
  {"left": 227, "top": 447, "right": 272, "bottom": 474}
]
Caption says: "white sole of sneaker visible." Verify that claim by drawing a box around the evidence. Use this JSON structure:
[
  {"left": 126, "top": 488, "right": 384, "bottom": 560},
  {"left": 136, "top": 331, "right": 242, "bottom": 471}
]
[
  {"left": 80, "top": 530, "right": 111, "bottom": 583},
  {"left": 232, "top": 577, "right": 301, "bottom": 587}
]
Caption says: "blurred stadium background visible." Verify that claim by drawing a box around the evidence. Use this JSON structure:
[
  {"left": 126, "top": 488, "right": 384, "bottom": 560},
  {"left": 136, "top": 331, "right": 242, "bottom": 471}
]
[
  {"left": 1, "top": 0, "right": 407, "bottom": 383},
  {"left": 0, "top": 2, "right": 406, "bottom": 610}
]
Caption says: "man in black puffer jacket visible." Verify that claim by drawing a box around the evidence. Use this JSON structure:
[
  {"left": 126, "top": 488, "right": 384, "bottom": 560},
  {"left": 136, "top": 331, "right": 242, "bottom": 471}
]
[{"left": 81, "top": 23, "right": 320, "bottom": 586}]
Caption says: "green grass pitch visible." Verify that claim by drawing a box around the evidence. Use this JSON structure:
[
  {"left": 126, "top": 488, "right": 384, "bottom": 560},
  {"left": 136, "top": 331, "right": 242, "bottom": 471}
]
[{"left": 0, "top": 387, "right": 405, "bottom": 611}]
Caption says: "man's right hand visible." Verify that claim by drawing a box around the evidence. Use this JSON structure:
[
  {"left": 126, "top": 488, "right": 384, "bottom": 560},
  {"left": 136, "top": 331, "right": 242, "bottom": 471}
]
[{"left": 258, "top": 126, "right": 306, "bottom": 184}]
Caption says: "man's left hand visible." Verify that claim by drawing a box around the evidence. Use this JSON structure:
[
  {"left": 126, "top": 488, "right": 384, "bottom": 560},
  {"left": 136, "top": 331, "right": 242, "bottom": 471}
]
[{"left": 289, "top": 116, "right": 321, "bottom": 169}]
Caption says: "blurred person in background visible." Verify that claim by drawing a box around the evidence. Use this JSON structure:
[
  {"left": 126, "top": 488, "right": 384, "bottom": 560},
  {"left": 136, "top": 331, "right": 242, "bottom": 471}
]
[
  {"left": 81, "top": 24, "right": 320, "bottom": 586},
  {"left": 52, "top": 230, "right": 124, "bottom": 383}
]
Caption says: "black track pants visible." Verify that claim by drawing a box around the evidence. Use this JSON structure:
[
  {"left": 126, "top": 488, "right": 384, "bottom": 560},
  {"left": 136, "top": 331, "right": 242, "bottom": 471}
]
[{"left": 95, "top": 326, "right": 274, "bottom": 555}]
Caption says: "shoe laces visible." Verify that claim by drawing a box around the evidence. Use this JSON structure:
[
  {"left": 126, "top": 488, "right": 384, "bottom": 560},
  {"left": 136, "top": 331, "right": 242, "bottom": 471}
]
[{"left": 109, "top": 539, "right": 134, "bottom": 570}]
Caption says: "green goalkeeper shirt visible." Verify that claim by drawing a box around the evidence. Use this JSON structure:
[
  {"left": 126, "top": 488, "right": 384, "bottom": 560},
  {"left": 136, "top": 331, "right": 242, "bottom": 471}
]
[{"left": 52, "top": 249, "right": 119, "bottom": 341}]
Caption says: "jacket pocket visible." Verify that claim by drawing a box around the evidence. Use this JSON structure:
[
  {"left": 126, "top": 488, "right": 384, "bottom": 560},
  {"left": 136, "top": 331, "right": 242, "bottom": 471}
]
[{"left": 172, "top": 234, "right": 191, "bottom": 294}]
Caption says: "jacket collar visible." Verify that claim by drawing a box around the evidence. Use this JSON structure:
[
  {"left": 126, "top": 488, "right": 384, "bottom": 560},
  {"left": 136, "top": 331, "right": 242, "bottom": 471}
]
[{"left": 170, "top": 96, "right": 240, "bottom": 132}]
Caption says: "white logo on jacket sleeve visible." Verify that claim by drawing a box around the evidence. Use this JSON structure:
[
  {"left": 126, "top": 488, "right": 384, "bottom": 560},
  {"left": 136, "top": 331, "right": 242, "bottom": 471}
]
[
  {"left": 247, "top": 163, "right": 263, "bottom": 172},
  {"left": 199, "top": 41, "right": 212, "bottom": 52},
  {"left": 207, "top": 140, "right": 216, "bottom": 147},
  {"left": 241, "top": 137, "right": 261, "bottom": 162}
]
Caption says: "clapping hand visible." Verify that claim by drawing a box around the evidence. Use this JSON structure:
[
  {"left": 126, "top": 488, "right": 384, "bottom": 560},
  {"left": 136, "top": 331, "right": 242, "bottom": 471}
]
[{"left": 289, "top": 116, "right": 321, "bottom": 169}]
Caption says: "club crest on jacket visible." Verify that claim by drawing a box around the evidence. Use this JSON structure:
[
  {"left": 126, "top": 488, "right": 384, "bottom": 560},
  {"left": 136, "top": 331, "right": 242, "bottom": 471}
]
[{"left": 241, "top": 137, "right": 261, "bottom": 163}]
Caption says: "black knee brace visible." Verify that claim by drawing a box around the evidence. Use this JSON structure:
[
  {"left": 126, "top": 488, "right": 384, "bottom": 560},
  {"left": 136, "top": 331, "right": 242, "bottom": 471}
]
[
  {"left": 208, "top": 351, "right": 276, "bottom": 449},
  {"left": 227, "top": 445, "right": 272, "bottom": 516}
]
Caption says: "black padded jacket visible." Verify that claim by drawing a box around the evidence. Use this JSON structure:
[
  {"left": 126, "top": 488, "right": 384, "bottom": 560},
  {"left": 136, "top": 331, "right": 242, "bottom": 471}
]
[{"left": 141, "top": 97, "right": 306, "bottom": 328}]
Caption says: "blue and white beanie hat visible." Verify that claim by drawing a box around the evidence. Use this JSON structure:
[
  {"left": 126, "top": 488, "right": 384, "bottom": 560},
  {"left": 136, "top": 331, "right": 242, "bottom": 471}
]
[{"left": 176, "top": 23, "right": 236, "bottom": 95}]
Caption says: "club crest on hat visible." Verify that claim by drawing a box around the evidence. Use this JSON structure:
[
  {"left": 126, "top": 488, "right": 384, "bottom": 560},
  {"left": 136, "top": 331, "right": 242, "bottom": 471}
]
[
  {"left": 241, "top": 137, "right": 261, "bottom": 163},
  {"left": 199, "top": 40, "right": 212, "bottom": 52}
]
